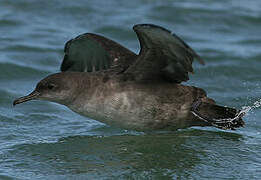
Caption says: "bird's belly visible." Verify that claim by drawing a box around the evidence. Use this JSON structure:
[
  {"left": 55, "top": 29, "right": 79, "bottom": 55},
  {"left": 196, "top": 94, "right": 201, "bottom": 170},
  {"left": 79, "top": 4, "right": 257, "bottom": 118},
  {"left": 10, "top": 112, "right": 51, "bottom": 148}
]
[
  {"left": 69, "top": 103, "right": 155, "bottom": 130},
  {"left": 68, "top": 92, "right": 194, "bottom": 131}
]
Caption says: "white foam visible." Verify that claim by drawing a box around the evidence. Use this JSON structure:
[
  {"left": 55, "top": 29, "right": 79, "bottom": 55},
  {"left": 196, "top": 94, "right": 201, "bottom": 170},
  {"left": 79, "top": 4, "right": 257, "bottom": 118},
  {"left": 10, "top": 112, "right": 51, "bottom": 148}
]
[{"left": 240, "top": 98, "right": 261, "bottom": 115}]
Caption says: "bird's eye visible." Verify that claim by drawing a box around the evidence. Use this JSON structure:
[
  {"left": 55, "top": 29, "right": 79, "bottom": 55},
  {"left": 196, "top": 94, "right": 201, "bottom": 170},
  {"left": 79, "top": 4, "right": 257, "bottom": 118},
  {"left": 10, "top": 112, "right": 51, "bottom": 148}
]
[{"left": 47, "top": 84, "right": 55, "bottom": 90}]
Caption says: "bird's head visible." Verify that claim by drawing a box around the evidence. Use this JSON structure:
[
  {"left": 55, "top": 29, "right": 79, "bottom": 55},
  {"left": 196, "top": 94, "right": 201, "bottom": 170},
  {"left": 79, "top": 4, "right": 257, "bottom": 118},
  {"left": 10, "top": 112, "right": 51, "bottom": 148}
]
[{"left": 13, "top": 72, "right": 80, "bottom": 106}]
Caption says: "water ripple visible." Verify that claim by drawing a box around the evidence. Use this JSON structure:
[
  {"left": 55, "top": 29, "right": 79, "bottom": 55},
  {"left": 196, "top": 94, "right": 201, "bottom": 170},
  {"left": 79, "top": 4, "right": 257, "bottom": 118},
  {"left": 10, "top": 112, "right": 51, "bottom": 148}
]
[{"left": 0, "top": 0, "right": 261, "bottom": 179}]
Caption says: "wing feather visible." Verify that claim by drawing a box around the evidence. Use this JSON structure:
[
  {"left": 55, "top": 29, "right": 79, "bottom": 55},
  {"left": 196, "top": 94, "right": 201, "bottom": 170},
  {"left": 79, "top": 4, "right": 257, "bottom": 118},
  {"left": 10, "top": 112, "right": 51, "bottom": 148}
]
[
  {"left": 61, "top": 33, "right": 137, "bottom": 74},
  {"left": 125, "top": 24, "right": 205, "bottom": 83}
]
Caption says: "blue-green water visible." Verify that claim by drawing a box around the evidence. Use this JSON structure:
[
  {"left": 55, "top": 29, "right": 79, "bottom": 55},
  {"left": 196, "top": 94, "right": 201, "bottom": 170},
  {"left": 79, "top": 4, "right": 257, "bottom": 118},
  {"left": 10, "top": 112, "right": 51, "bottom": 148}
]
[{"left": 1, "top": 0, "right": 261, "bottom": 179}]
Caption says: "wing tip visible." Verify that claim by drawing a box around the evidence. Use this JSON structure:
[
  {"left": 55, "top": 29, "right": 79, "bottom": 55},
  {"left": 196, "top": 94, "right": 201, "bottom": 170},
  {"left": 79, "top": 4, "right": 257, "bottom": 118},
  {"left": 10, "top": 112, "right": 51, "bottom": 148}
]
[
  {"left": 133, "top": 24, "right": 171, "bottom": 33},
  {"left": 133, "top": 24, "right": 206, "bottom": 66},
  {"left": 64, "top": 33, "right": 94, "bottom": 53}
]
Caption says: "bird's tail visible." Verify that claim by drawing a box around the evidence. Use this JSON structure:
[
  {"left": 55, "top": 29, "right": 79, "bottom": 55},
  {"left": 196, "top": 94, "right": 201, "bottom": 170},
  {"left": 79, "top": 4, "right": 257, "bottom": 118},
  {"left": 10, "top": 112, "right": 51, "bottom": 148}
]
[{"left": 191, "top": 100, "right": 245, "bottom": 130}]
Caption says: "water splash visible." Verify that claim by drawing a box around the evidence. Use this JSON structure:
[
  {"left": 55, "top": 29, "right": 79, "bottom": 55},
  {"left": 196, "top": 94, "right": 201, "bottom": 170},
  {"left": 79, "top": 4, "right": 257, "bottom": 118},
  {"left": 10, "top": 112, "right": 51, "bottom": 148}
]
[
  {"left": 191, "top": 100, "right": 245, "bottom": 130},
  {"left": 191, "top": 99, "right": 261, "bottom": 130},
  {"left": 206, "top": 99, "right": 261, "bottom": 129},
  {"left": 240, "top": 98, "right": 261, "bottom": 115}
]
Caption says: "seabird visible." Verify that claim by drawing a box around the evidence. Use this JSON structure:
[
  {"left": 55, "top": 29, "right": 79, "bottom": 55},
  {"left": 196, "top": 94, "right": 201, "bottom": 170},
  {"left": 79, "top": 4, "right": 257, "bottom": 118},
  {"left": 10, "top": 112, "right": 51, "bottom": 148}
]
[{"left": 13, "top": 24, "right": 245, "bottom": 131}]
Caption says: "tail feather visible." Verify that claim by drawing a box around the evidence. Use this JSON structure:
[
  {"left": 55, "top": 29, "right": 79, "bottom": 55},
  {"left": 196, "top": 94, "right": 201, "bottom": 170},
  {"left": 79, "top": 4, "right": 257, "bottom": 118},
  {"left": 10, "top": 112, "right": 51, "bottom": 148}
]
[{"left": 191, "top": 100, "right": 245, "bottom": 130}]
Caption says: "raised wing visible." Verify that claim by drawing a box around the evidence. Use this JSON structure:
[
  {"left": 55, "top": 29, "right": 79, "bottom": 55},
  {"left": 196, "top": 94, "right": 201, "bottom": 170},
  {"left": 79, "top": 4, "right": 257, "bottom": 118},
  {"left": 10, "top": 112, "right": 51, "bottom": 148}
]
[
  {"left": 125, "top": 24, "right": 205, "bottom": 83},
  {"left": 61, "top": 33, "right": 137, "bottom": 73}
]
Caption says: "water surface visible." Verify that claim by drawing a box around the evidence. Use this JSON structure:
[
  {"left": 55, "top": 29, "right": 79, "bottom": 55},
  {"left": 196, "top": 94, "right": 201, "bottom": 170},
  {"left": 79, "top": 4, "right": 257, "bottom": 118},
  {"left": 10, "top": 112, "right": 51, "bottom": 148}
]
[{"left": 0, "top": 0, "right": 261, "bottom": 179}]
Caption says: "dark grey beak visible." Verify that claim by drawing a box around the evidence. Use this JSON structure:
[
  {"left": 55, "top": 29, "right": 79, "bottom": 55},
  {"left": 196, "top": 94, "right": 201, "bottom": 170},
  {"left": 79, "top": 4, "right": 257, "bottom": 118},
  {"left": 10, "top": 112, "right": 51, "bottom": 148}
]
[{"left": 13, "top": 90, "right": 40, "bottom": 106}]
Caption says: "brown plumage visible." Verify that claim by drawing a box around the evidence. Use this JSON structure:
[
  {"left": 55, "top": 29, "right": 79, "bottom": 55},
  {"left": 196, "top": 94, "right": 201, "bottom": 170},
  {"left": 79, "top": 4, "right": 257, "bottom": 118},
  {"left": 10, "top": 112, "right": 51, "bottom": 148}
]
[{"left": 13, "top": 24, "right": 245, "bottom": 131}]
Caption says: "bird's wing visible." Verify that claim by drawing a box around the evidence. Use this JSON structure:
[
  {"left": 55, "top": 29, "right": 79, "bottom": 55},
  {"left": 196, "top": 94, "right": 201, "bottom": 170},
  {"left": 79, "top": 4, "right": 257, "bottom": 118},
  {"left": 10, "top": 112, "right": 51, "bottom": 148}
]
[
  {"left": 61, "top": 33, "right": 137, "bottom": 73},
  {"left": 125, "top": 24, "right": 205, "bottom": 83}
]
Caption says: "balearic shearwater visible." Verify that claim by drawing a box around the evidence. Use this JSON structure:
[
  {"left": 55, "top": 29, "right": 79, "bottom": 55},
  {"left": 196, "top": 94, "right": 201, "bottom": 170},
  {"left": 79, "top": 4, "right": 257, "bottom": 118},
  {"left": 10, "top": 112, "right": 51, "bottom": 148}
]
[{"left": 13, "top": 24, "right": 245, "bottom": 131}]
